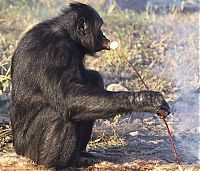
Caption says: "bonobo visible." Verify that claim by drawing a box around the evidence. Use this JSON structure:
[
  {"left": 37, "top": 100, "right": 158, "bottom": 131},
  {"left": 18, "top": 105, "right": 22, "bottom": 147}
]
[{"left": 11, "top": 2, "right": 170, "bottom": 169}]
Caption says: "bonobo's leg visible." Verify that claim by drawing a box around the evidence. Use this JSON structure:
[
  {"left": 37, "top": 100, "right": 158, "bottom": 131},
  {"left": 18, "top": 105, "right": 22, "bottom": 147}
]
[
  {"left": 20, "top": 108, "right": 77, "bottom": 169},
  {"left": 76, "top": 120, "right": 95, "bottom": 158},
  {"left": 76, "top": 70, "right": 104, "bottom": 157}
]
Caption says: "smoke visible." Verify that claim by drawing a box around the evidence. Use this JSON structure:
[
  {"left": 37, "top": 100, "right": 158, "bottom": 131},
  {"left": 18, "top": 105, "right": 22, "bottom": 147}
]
[
  {"left": 147, "top": 11, "right": 199, "bottom": 164},
  {"left": 173, "top": 90, "right": 199, "bottom": 164},
  {"left": 172, "top": 63, "right": 200, "bottom": 163},
  {"left": 164, "top": 14, "right": 200, "bottom": 163}
]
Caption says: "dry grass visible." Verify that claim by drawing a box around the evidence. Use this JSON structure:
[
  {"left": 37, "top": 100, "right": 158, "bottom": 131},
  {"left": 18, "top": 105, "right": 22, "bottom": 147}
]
[
  {"left": 0, "top": 153, "right": 50, "bottom": 171},
  {"left": 0, "top": 152, "right": 200, "bottom": 171}
]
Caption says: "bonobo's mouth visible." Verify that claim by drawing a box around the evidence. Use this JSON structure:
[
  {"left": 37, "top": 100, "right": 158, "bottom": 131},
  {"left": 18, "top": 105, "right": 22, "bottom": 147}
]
[{"left": 102, "top": 38, "right": 110, "bottom": 50}]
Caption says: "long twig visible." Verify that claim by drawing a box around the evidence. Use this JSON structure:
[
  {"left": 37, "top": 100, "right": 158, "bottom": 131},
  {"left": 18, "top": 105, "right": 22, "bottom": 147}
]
[{"left": 125, "top": 57, "right": 181, "bottom": 167}]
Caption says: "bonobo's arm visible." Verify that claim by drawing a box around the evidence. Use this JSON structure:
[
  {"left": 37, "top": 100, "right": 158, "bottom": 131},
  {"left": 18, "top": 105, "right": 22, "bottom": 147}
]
[
  {"left": 40, "top": 69, "right": 170, "bottom": 120},
  {"left": 68, "top": 83, "right": 170, "bottom": 120}
]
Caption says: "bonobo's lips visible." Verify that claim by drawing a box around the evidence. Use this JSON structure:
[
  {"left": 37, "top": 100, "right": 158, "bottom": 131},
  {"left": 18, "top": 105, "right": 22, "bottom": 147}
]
[{"left": 102, "top": 38, "right": 110, "bottom": 50}]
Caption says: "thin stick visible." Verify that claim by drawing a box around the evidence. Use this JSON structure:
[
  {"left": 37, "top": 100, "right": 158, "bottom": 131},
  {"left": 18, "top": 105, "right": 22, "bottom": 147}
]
[
  {"left": 126, "top": 60, "right": 149, "bottom": 90},
  {"left": 161, "top": 116, "right": 180, "bottom": 165},
  {"left": 126, "top": 58, "right": 181, "bottom": 166}
]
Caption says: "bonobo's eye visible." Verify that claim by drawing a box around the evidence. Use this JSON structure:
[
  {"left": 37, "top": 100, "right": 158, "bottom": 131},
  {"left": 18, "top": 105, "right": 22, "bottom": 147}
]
[
  {"left": 94, "top": 27, "right": 110, "bottom": 51},
  {"left": 95, "top": 19, "right": 103, "bottom": 33},
  {"left": 98, "top": 23, "right": 103, "bottom": 30}
]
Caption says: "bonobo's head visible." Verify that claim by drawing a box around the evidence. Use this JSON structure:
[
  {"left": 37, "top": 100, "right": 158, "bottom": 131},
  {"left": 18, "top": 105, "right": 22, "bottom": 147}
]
[{"left": 62, "top": 3, "right": 110, "bottom": 53}]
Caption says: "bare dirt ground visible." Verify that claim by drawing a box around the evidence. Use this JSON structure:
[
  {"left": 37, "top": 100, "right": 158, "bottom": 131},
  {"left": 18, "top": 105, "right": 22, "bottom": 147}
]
[{"left": 0, "top": 112, "right": 200, "bottom": 170}]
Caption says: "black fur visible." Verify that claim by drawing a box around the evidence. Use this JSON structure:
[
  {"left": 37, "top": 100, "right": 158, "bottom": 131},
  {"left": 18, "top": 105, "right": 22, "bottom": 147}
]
[{"left": 11, "top": 2, "right": 170, "bottom": 169}]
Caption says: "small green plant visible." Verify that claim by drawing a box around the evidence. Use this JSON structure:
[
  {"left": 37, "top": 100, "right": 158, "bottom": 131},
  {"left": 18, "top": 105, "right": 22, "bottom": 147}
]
[
  {"left": 0, "top": 33, "right": 12, "bottom": 96},
  {"left": 0, "top": 65, "right": 11, "bottom": 95}
]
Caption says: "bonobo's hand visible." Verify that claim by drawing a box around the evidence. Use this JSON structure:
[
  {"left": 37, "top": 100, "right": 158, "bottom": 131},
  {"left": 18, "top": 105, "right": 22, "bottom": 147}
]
[{"left": 130, "top": 91, "right": 170, "bottom": 118}]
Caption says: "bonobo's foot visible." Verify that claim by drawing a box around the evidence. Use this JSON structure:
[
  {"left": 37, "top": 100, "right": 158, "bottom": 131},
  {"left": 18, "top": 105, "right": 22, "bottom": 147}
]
[
  {"left": 68, "top": 151, "right": 96, "bottom": 168},
  {"left": 76, "top": 157, "right": 94, "bottom": 168},
  {"left": 68, "top": 157, "right": 92, "bottom": 169},
  {"left": 80, "top": 151, "right": 96, "bottom": 158}
]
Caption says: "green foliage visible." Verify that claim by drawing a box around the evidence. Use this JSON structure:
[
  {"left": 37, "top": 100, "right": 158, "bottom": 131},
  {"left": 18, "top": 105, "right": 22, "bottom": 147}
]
[
  {"left": 0, "top": 66, "right": 11, "bottom": 95},
  {"left": 0, "top": 32, "right": 14, "bottom": 96},
  {"left": 112, "top": 114, "right": 122, "bottom": 124}
]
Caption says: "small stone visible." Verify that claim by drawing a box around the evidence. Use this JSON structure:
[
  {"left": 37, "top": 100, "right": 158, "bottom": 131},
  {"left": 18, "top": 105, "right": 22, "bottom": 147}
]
[
  {"left": 106, "top": 84, "right": 128, "bottom": 92},
  {"left": 129, "top": 131, "right": 139, "bottom": 136}
]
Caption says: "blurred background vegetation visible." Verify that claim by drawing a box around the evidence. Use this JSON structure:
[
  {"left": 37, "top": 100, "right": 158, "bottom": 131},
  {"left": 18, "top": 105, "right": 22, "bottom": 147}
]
[{"left": 0, "top": 0, "right": 199, "bottom": 115}]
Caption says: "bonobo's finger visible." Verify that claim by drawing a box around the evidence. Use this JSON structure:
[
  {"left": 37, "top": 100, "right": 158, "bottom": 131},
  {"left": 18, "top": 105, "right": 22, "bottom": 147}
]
[
  {"left": 130, "top": 90, "right": 171, "bottom": 115},
  {"left": 157, "top": 111, "right": 169, "bottom": 119},
  {"left": 157, "top": 103, "right": 171, "bottom": 118}
]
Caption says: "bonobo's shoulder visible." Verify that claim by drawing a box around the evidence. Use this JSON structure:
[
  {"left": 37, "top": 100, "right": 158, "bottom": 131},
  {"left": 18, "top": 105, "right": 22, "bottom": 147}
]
[
  {"left": 25, "top": 21, "right": 58, "bottom": 37},
  {"left": 20, "top": 21, "right": 71, "bottom": 48}
]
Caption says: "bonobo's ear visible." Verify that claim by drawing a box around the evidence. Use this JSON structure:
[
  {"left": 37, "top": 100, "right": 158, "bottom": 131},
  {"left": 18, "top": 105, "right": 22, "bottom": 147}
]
[{"left": 77, "top": 17, "right": 87, "bottom": 35}]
